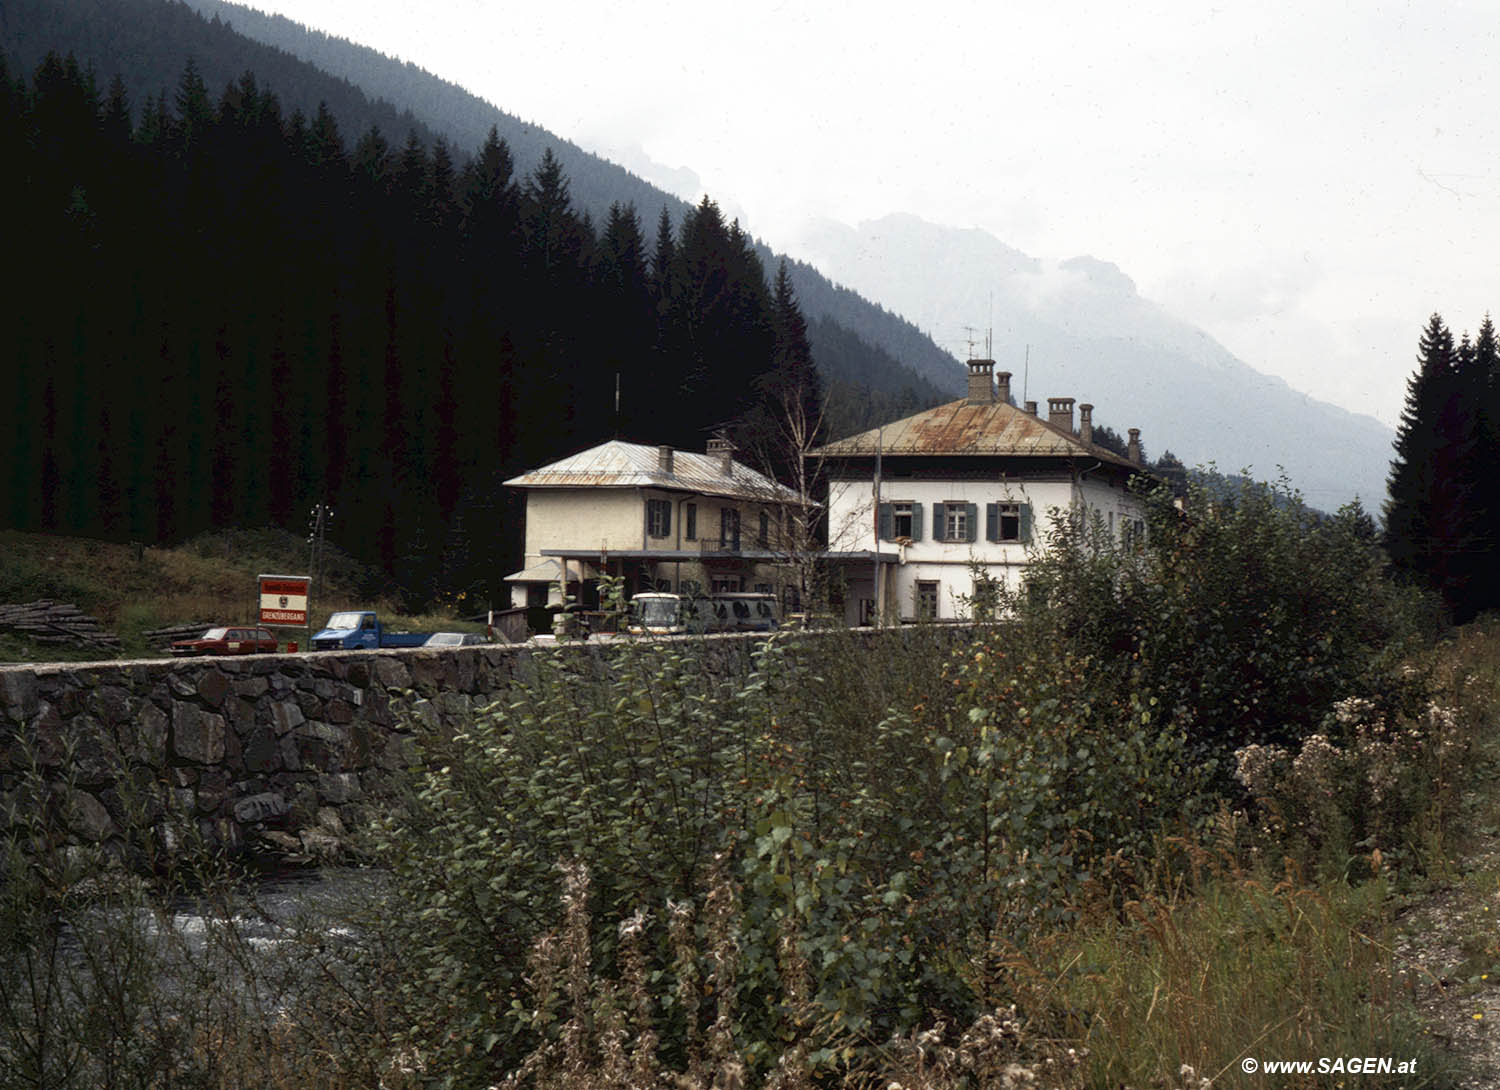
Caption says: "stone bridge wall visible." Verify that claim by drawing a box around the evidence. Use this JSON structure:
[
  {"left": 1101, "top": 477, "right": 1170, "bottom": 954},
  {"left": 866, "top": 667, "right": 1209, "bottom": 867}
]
[{"left": 0, "top": 630, "right": 961, "bottom": 863}]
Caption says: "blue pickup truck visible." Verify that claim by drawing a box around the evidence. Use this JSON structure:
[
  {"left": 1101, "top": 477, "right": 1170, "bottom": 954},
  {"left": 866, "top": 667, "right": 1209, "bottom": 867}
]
[{"left": 310, "top": 611, "right": 434, "bottom": 651}]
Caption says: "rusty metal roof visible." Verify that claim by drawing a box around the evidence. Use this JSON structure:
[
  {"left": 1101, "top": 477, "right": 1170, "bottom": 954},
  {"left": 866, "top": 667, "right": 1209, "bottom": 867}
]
[
  {"left": 812, "top": 398, "right": 1137, "bottom": 467},
  {"left": 504, "top": 440, "right": 806, "bottom": 503}
]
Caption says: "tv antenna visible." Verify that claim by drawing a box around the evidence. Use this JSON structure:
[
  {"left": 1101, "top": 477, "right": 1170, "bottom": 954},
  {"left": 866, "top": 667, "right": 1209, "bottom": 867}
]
[
  {"left": 962, "top": 325, "right": 994, "bottom": 360},
  {"left": 962, "top": 326, "right": 981, "bottom": 359}
]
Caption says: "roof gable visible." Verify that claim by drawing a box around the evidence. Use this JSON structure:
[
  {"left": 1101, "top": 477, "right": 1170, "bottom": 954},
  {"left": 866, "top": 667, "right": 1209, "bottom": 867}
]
[
  {"left": 505, "top": 440, "right": 804, "bottom": 503},
  {"left": 811, "top": 398, "right": 1137, "bottom": 468}
]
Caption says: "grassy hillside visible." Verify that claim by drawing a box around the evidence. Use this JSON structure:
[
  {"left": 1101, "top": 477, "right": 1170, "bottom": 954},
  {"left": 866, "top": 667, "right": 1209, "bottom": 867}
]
[{"left": 0, "top": 529, "right": 479, "bottom": 662}]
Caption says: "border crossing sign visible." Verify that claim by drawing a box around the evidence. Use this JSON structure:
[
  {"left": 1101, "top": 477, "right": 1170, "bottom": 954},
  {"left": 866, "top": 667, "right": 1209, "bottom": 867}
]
[{"left": 258, "top": 574, "right": 310, "bottom": 627}]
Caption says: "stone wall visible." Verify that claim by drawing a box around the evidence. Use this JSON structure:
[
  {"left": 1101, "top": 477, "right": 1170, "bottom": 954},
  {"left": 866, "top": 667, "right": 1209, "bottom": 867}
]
[
  {"left": 0, "top": 635, "right": 774, "bottom": 864},
  {"left": 0, "top": 628, "right": 972, "bottom": 865}
]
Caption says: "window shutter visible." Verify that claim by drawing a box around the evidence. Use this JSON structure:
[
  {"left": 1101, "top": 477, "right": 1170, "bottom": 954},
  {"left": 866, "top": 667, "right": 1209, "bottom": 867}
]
[
  {"left": 663, "top": 502, "right": 671, "bottom": 537},
  {"left": 911, "top": 504, "right": 923, "bottom": 541},
  {"left": 965, "top": 503, "right": 978, "bottom": 542},
  {"left": 878, "top": 502, "right": 893, "bottom": 541},
  {"left": 932, "top": 503, "right": 944, "bottom": 541},
  {"left": 1020, "top": 503, "right": 1033, "bottom": 543},
  {"left": 985, "top": 503, "right": 998, "bottom": 542}
]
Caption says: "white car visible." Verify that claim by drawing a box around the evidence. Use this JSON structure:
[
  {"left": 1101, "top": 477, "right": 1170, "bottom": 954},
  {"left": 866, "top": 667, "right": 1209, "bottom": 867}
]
[{"left": 424, "top": 632, "right": 489, "bottom": 647}]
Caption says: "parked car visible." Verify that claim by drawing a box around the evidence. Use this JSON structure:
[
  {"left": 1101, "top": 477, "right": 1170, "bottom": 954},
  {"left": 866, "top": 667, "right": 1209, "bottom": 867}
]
[
  {"left": 170, "top": 626, "right": 280, "bottom": 656},
  {"left": 310, "top": 611, "right": 435, "bottom": 651},
  {"left": 424, "top": 632, "right": 489, "bottom": 647},
  {"left": 627, "top": 592, "right": 780, "bottom": 635},
  {"left": 712, "top": 592, "right": 780, "bottom": 632}
]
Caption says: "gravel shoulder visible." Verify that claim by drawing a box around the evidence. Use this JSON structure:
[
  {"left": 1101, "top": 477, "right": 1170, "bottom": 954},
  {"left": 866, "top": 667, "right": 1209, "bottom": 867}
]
[{"left": 1394, "top": 794, "right": 1500, "bottom": 1088}]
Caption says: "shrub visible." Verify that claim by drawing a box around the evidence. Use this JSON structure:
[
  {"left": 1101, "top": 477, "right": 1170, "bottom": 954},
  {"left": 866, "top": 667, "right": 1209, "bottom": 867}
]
[{"left": 1011, "top": 476, "right": 1440, "bottom": 765}]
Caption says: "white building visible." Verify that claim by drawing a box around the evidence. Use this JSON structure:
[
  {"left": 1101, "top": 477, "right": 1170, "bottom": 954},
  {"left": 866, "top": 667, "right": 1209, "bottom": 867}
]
[
  {"left": 809, "top": 359, "right": 1150, "bottom": 625},
  {"left": 503, "top": 438, "right": 809, "bottom": 610}
]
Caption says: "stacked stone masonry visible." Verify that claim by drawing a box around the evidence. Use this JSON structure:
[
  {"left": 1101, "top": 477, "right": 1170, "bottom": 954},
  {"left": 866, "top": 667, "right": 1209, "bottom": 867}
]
[
  {"left": 0, "top": 629, "right": 966, "bottom": 864},
  {"left": 0, "top": 637, "right": 772, "bottom": 863}
]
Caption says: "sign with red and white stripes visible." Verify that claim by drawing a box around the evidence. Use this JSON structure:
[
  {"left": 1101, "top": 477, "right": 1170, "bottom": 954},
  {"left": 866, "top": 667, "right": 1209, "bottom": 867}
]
[{"left": 258, "top": 574, "right": 310, "bottom": 627}]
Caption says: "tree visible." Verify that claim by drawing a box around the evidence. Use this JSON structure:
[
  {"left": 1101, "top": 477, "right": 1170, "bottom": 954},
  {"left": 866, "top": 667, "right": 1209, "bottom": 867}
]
[
  {"left": 735, "top": 262, "right": 827, "bottom": 609},
  {"left": 1384, "top": 313, "right": 1484, "bottom": 618}
]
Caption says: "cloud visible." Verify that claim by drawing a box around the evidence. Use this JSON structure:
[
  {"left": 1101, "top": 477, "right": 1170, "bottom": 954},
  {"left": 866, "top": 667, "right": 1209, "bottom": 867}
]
[{"left": 1151, "top": 254, "right": 1324, "bottom": 327}]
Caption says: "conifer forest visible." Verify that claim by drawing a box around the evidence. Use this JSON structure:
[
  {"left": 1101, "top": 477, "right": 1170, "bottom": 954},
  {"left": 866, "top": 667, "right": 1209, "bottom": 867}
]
[
  {"left": 2, "top": 53, "right": 826, "bottom": 603},
  {"left": 1385, "top": 312, "right": 1500, "bottom": 622}
]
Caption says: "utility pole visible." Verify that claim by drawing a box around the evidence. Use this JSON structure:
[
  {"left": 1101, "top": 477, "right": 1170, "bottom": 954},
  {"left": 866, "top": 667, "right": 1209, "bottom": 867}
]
[
  {"left": 307, "top": 503, "right": 331, "bottom": 646},
  {"left": 871, "top": 425, "right": 883, "bottom": 626}
]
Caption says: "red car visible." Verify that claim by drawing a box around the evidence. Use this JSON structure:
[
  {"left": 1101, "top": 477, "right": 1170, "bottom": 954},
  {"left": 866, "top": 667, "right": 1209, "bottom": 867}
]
[{"left": 170, "top": 626, "right": 281, "bottom": 656}]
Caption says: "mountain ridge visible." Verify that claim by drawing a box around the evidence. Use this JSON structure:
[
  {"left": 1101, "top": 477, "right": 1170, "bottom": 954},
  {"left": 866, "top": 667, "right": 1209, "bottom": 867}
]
[{"left": 793, "top": 213, "right": 1393, "bottom": 507}]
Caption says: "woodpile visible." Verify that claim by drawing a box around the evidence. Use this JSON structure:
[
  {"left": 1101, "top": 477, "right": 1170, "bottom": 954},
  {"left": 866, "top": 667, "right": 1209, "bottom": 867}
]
[
  {"left": 0, "top": 600, "right": 122, "bottom": 651},
  {"left": 141, "top": 622, "right": 213, "bottom": 649}
]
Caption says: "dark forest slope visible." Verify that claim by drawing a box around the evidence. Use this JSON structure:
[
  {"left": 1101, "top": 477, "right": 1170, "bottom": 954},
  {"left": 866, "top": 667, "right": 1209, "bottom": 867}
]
[{"left": 2, "top": 0, "right": 956, "bottom": 416}]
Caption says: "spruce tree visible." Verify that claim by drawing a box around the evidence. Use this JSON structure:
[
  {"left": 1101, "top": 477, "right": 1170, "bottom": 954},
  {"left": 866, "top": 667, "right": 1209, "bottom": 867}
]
[{"left": 1384, "top": 313, "right": 1482, "bottom": 617}]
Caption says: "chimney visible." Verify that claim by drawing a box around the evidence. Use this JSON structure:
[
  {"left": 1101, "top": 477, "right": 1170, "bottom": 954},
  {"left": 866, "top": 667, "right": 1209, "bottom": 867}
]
[
  {"left": 995, "top": 371, "right": 1012, "bottom": 406},
  {"left": 966, "top": 358, "right": 996, "bottom": 405},
  {"left": 1127, "top": 428, "right": 1143, "bottom": 466},
  {"left": 1048, "top": 397, "right": 1075, "bottom": 433},
  {"left": 1025, "top": 400, "right": 1038, "bottom": 416},
  {"left": 1078, "top": 403, "right": 1094, "bottom": 444},
  {"left": 657, "top": 445, "right": 674, "bottom": 475},
  {"left": 706, "top": 437, "right": 734, "bottom": 476}
]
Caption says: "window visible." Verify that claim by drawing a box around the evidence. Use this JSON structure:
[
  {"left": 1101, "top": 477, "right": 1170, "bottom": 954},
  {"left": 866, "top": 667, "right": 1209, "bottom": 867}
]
[
  {"left": 720, "top": 508, "right": 741, "bottom": 549},
  {"left": 916, "top": 581, "right": 939, "bottom": 620},
  {"left": 1122, "top": 518, "right": 1146, "bottom": 548},
  {"left": 878, "top": 501, "right": 922, "bottom": 541},
  {"left": 685, "top": 503, "right": 697, "bottom": 541},
  {"left": 712, "top": 576, "right": 743, "bottom": 593},
  {"left": 646, "top": 498, "right": 671, "bottom": 538},
  {"left": 757, "top": 511, "right": 770, "bottom": 548},
  {"left": 985, "top": 502, "right": 1031, "bottom": 543},
  {"left": 934, "top": 502, "right": 976, "bottom": 543}
]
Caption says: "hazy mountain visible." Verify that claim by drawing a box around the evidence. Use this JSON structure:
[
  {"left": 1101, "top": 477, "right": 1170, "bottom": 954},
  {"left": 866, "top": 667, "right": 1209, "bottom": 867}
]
[
  {"left": 6, "top": 0, "right": 1391, "bottom": 506},
  {"left": 793, "top": 214, "right": 1393, "bottom": 509}
]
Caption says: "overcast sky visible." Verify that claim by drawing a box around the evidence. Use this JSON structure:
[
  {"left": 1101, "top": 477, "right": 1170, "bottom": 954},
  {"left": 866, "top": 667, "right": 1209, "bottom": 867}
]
[{"left": 247, "top": 0, "right": 1499, "bottom": 426}]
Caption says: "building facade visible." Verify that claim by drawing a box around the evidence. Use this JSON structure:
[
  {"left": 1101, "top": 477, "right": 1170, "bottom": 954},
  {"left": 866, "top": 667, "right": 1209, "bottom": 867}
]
[
  {"left": 810, "top": 359, "right": 1150, "bottom": 625},
  {"left": 504, "top": 438, "right": 808, "bottom": 610}
]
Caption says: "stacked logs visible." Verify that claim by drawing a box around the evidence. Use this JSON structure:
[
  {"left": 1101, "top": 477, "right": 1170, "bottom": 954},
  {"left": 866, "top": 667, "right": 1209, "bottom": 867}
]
[
  {"left": 141, "top": 622, "right": 213, "bottom": 649},
  {"left": 0, "top": 600, "right": 122, "bottom": 651}
]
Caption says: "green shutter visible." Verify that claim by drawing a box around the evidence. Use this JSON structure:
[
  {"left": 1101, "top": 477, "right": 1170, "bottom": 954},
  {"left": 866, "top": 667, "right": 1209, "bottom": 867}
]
[
  {"left": 1020, "top": 503, "right": 1033, "bottom": 543},
  {"left": 911, "top": 504, "right": 923, "bottom": 541},
  {"left": 932, "top": 503, "right": 944, "bottom": 541},
  {"left": 985, "top": 503, "right": 998, "bottom": 542},
  {"left": 663, "top": 501, "right": 671, "bottom": 537},
  {"left": 878, "top": 502, "right": 893, "bottom": 541},
  {"left": 965, "top": 503, "right": 978, "bottom": 542}
]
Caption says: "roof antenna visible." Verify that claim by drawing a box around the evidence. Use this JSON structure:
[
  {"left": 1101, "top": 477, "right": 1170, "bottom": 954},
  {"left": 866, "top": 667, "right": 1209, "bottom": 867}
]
[
  {"left": 1022, "top": 345, "right": 1030, "bottom": 403},
  {"left": 614, "top": 372, "right": 621, "bottom": 437},
  {"left": 987, "top": 292, "right": 994, "bottom": 359},
  {"left": 962, "top": 325, "right": 981, "bottom": 359}
]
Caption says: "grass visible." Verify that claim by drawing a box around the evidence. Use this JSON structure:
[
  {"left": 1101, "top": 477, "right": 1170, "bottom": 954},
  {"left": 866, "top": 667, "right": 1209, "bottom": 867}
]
[{"left": 0, "top": 528, "right": 485, "bottom": 661}]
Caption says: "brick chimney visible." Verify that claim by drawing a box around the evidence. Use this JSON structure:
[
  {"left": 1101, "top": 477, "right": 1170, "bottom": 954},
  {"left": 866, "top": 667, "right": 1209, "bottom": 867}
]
[
  {"left": 706, "top": 437, "right": 734, "bottom": 476},
  {"left": 1127, "top": 428, "right": 1143, "bottom": 466},
  {"left": 966, "top": 358, "right": 996, "bottom": 405},
  {"left": 1025, "top": 400, "right": 1038, "bottom": 416},
  {"left": 657, "top": 445, "right": 674, "bottom": 475},
  {"left": 1048, "top": 397, "right": 1075, "bottom": 433},
  {"left": 1078, "top": 403, "right": 1094, "bottom": 444},
  {"left": 996, "top": 371, "right": 1012, "bottom": 406}
]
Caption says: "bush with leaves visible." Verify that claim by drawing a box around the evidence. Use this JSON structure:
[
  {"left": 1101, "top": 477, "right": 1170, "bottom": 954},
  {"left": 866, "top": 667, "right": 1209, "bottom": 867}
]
[{"left": 1011, "top": 475, "right": 1440, "bottom": 767}]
